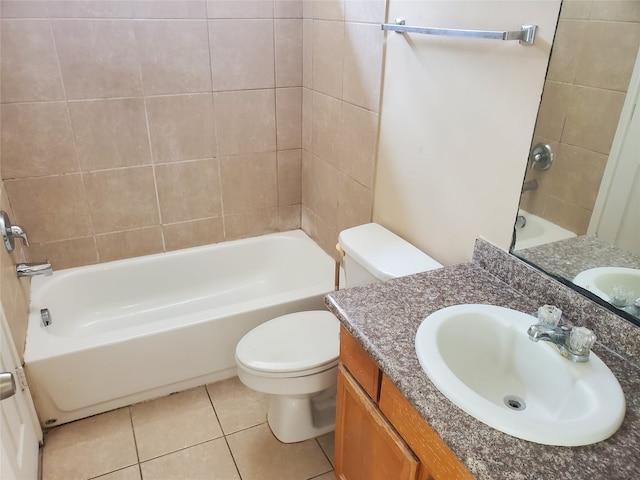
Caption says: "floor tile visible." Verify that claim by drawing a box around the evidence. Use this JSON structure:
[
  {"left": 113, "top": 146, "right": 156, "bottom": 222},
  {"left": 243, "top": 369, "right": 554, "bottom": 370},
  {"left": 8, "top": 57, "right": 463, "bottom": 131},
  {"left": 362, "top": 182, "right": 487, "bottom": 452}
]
[
  {"left": 91, "top": 466, "right": 142, "bottom": 480},
  {"left": 131, "top": 387, "right": 223, "bottom": 461},
  {"left": 227, "top": 423, "right": 332, "bottom": 480},
  {"left": 316, "top": 432, "right": 335, "bottom": 466},
  {"left": 206, "top": 377, "right": 269, "bottom": 434},
  {"left": 310, "top": 473, "right": 336, "bottom": 480},
  {"left": 42, "top": 408, "right": 137, "bottom": 480},
  {"left": 140, "top": 438, "right": 240, "bottom": 480}
]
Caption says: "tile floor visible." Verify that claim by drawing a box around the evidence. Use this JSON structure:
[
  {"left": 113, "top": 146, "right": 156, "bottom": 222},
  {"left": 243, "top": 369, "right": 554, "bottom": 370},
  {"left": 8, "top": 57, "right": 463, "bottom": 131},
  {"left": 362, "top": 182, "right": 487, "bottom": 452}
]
[{"left": 41, "top": 378, "right": 336, "bottom": 480}]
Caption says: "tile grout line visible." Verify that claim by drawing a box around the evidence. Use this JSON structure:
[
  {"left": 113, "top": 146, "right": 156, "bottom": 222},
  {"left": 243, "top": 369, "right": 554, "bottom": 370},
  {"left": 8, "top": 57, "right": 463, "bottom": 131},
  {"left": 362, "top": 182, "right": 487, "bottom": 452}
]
[
  {"left": 126, "top": 406, "right": 144, "bottom": 479},
  {"left": 204, "top": 384, "right": 244, "bottom": 479},
  {"left": 41, "top": 381, "right": 335, "bottom": 479},
  {"left": 87, "top": 464, "right": 140, "bottom": 480},
  {"left": 83, "top": 407, "right": 141, "bottom": 480},
  {"left": 308, "top": 469, "right": 336, "bottom": 480},
  {"left": 315, "top": 436, "right": 334, "bottom": 467},
  {"left": 132, "top": 386, "right": 229, "bottom": 465},
  {"left": 133, "top": 436, "right": 226, "bottom": 466}
]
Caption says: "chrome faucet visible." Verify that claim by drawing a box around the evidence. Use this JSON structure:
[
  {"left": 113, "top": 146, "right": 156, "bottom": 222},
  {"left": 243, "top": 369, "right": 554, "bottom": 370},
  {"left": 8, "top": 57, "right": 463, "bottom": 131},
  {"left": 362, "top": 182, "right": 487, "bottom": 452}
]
[
  {"left": 527, "top": 305, "right": 596, "bottom": 363},
  {"left": 16, "top": 261, "right": 53, "bottom": 278},
  {"left": 0, "top": 211, "right": 29, "bottom": 252},
  {"left": 521, "top": 179, "right": 539, "bottom": 192}
]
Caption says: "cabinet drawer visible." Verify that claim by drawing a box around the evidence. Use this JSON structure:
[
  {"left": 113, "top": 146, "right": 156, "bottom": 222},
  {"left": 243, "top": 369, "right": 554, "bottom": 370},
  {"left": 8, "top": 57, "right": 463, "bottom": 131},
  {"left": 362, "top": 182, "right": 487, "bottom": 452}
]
[
  {"left": 339, "top": 325, "right": 381, "bottom": 401},
  {"left": 379, "top": 375, "right": 474, "bottom": 480}
]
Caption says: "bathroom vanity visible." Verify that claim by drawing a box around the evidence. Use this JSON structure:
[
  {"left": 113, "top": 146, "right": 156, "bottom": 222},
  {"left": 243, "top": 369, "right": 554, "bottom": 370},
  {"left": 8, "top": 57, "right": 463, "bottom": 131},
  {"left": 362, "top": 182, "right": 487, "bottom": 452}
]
[
  {"left": 326, "top": 239, "right": 640, "bottom": 479},
  {"left": 335, "top": 324, "right": 472, "bottom": 479}
]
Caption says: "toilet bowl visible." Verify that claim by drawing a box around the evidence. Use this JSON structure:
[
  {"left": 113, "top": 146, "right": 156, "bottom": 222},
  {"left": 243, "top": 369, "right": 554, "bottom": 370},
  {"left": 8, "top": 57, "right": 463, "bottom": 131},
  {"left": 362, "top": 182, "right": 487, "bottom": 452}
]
[
  {"left": 235, "top": 310, "right": 340, "bottom": 443},
  {"left": 235, "top": 223, "right": 443, "bottom": 443}
]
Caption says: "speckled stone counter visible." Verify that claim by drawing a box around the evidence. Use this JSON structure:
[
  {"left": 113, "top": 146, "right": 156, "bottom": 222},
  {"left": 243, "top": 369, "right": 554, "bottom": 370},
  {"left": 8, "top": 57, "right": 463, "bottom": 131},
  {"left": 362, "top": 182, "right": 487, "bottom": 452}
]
[
  {"left": 325, "top": 239, "right": 640, "bottom": 479},
  {"left": 514, "top": 235, "right": 640, "bottom": 281}
]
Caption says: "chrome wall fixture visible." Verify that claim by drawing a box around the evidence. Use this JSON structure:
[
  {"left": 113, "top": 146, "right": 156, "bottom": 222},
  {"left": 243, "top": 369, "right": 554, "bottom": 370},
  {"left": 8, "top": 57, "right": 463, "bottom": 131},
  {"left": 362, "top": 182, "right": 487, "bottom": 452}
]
[
  {"left": 529, "top": 143, "right": 554, "bottom": 170},
  {"left": 521, "top": 144, "right": 554, "bottom": 193},
  {"left": 0, "top": 211, "right": 29, "bottom": 253},
  {"left": 381, "top": 19, "right": 537, "bottom": 46},
  {"left": 16, "top": 261, "right": 53, "bottom": 278}
]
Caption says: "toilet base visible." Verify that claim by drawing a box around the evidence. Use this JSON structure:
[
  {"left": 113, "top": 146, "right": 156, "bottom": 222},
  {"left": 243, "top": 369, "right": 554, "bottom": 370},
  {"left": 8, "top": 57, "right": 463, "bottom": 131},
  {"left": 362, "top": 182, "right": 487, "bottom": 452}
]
[{"left": 267, "top": 386, "right": 336, "bottom": 443}]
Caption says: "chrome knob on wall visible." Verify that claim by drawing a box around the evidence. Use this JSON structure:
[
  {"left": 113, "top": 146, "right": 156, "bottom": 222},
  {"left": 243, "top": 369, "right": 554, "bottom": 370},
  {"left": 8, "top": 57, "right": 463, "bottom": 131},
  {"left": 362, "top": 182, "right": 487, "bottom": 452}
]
[
  {"left": 0, "top": 211, "right": 29, "bottom": 253},
  {"left": 529, "top": 143, "right": 554, "bottom": 170}
]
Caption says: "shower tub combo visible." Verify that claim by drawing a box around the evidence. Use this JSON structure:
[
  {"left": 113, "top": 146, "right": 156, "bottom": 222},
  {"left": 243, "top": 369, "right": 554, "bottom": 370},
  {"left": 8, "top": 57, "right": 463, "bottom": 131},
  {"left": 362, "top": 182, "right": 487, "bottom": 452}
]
[{"left": 24, "top": 230, "right": 334, "bottom": 426}]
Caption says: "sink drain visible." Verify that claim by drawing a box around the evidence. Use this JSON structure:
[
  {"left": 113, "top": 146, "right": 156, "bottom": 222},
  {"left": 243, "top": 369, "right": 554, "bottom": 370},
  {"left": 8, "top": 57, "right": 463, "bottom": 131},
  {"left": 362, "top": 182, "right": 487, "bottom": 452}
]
[{"left": 503, "top": 395, "right": 526, "bottom": 411}]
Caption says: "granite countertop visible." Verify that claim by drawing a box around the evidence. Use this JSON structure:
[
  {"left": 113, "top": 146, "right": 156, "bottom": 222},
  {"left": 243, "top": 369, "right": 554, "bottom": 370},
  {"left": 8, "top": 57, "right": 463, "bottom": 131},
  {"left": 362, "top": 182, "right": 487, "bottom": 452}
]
[
  {"left": 514, "top": 235, "right": 640, "bottom": 280},
  {"left": 325, "top": 260, "right": 640, "bottom": 479}
]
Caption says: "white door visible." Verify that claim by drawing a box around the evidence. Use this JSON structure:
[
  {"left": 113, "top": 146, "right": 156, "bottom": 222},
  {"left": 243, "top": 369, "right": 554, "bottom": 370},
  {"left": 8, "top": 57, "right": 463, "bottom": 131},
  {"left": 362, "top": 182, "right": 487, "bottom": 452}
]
[{"left": 1, "top": 306, "right": 42, "bottom": 480}]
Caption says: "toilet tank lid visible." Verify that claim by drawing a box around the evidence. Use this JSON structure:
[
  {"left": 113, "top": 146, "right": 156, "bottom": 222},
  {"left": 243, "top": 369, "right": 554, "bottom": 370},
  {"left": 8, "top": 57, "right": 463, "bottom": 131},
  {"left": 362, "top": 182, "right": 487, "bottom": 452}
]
[{"left": 338, "top": 223, "right": 442, "bottom": 280}]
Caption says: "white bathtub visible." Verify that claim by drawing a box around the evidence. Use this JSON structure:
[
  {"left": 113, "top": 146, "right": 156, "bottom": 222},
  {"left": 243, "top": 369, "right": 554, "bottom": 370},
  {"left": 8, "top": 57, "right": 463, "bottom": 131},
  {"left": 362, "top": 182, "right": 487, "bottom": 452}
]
[
  {"left": 513, "top": 209, "right": 577, "bottom": 250},
  {"left": 24, "top": 230, "right": 334, "bottom": 426}
]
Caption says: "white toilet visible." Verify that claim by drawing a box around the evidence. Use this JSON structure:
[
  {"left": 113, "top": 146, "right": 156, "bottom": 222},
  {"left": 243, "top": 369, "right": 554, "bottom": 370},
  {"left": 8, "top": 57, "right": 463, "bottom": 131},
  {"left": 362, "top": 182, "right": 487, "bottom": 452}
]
[{"left": 235, "top": 223, "right": 443, "bottom": 443}]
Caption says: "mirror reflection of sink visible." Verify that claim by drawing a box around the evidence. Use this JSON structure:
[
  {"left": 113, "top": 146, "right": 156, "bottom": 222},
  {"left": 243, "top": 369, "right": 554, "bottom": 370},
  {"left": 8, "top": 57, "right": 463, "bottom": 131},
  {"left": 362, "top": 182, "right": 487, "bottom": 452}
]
[
  {"left": 573, "top": 267, "right": 640, "bottom": 306},
  {"left": 415, "top": 304, "right": 625, "bottom": 446}
]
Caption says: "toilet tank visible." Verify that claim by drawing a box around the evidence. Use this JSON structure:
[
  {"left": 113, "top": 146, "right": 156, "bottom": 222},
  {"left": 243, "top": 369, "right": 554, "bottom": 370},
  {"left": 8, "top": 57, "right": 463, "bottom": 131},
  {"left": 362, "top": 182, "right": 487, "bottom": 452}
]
[{"left": 338, "top": 223, "right": 442, "bottom": 288}]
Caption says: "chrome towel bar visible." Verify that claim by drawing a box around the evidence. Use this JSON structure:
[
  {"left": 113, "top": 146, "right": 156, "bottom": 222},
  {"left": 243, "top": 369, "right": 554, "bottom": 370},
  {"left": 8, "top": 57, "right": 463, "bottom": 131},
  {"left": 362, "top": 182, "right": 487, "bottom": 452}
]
[{"left": 381, "top": 19, "right": 537, "bottom": 46}]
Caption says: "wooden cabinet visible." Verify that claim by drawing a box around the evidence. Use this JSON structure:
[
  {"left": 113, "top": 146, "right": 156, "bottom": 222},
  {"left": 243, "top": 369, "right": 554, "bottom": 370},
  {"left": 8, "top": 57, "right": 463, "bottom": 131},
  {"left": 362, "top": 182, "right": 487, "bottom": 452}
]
[
  {"left": 335, "top": 326, "right": 474, "bottom": 480},
  {"left": 338, "top": 325, "right": 381, "bottom": 401},
  {"left": 335, "top": 365, "right": 420, "bottom": 480},
  {"left": 379, "top": 376, "right": 473, "bottom": 480}
]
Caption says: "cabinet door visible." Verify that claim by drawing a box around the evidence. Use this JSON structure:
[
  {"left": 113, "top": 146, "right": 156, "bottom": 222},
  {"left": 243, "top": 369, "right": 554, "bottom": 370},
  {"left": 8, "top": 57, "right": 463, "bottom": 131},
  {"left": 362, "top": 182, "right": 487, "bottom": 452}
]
[
  {"left": 379, "top": 375, "right": 474, "bottom": 480},
  {"left": 335, "top": 365, "right": 419, "bottom": 480}
]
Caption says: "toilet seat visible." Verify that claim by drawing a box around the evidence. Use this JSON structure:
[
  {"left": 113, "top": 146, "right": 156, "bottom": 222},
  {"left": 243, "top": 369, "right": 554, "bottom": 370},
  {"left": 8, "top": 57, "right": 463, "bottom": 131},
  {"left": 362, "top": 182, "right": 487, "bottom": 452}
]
[{"left": 235, "top": 310, "right": 339, "bottom": 378}]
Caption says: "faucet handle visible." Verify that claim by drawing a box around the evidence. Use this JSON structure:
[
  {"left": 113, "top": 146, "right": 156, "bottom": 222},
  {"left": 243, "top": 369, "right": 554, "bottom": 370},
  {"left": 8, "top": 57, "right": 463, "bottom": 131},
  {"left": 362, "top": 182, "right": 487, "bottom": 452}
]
[
  {"left": 568, "top": 327, "right": 596, "bottom": 357},
  {"left": 537, "top": 305, "right": 562, "bottom": 326},
  {"left": 0, "top": 211, "right": 29, "bottom": 252},
  {"left": 9, "top": 225, "right": 29, "bottom": 246}
]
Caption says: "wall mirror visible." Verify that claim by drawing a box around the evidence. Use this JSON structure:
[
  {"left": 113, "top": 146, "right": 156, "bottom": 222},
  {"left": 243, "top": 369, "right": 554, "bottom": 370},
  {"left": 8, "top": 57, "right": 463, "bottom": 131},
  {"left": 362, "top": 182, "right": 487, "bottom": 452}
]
[{"left": 510, "top": 1, "right": 640, "bottom": 326}]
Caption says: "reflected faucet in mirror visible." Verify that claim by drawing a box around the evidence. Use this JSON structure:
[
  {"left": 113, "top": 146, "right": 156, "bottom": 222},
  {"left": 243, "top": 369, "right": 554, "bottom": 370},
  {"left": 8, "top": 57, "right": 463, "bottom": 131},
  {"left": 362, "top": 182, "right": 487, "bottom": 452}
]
[
  {"left": 520, "top": 143, "right": 553, "bottom": 193},
  {"left": 521, "top": 179, "right": 538, "bottom": 192}
]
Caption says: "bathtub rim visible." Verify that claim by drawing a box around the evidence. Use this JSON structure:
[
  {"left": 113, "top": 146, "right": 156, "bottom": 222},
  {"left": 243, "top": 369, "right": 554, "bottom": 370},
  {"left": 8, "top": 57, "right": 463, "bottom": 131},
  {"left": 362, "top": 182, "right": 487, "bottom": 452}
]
[{"left": 25, "top": 229, "right": 335, "bottom": 361}]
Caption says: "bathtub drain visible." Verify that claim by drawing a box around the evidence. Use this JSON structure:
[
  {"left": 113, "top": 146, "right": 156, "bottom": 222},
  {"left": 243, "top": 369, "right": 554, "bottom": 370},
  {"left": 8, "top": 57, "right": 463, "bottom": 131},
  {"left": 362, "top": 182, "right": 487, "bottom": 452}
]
[{"left": 41, "top": 308, "right": 52, "bottom": 327}]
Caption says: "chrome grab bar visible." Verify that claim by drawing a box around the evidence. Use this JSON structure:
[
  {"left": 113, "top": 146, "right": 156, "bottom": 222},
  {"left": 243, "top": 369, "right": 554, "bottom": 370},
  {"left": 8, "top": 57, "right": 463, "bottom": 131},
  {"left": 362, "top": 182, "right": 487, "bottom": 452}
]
[{"left": 381, "top": 19, "right": 537, "bottom": 46}]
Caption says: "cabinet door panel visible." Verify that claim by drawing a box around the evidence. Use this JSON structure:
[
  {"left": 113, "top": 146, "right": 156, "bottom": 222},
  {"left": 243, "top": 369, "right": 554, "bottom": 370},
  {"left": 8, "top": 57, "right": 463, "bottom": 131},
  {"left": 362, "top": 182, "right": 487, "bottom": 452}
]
[
  {"left": 379, "top": 375, "right": 473, "bottom": 480},
  {"left": 335, "top": 365, "right": 419, "bottom": 480}
]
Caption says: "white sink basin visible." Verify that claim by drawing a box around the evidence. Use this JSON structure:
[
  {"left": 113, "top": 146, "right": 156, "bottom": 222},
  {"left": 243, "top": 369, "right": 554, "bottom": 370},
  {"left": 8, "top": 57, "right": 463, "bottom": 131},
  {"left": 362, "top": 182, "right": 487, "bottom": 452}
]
[
  {"left": 573, "top": 267, "right": 640, "bottom": 306},
  {"left": 415, "top": 304, "right": 625, "bottom": 446}
]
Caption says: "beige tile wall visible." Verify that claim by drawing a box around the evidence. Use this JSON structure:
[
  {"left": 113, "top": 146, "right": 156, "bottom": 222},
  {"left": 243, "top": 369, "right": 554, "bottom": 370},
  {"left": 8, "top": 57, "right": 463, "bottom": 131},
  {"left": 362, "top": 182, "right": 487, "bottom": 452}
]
[
  {"left": 521, "top": 0, "right": 640, "bottom": 235},
  {"left": 301, "top": 0, "right": 386, "bottom": 257},
  {"left": 0, "top": 0, "right": 305, "bottom": 356},
  {"left": 0, "top": 10, "right": 33, "bottom": 356},
  {"left": 0, "top": 184, "right": 31, "bottom": 358},
  {"left": 0, "top": 0, "right": 388, "bottom": 354},
  {"left": 0, "top": 0, "right": 305, "bottom": 275}
]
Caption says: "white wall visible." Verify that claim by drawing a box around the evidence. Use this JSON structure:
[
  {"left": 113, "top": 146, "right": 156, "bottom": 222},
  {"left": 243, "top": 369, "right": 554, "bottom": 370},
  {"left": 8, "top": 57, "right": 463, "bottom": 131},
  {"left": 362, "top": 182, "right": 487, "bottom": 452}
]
[{"left": 373, "top": 0, "right": 562, "bottom": 265}]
